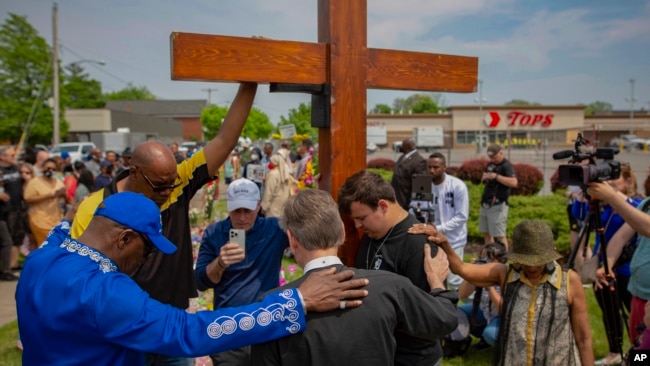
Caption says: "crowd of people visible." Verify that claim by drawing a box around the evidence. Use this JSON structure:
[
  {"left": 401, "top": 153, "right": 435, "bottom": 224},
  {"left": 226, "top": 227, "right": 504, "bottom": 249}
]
[{"left": 3, "top": 82, "right": 650, "bottom": 365}]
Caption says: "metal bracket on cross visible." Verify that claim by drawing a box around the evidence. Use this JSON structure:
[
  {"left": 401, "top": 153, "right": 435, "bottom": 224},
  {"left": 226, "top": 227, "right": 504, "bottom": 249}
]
[{"left": 270, "top": 83, "right": 331, "bottom": 128}]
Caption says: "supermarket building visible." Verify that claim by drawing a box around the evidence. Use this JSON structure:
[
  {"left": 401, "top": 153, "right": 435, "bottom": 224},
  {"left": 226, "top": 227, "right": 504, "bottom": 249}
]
[{"left": 368, "top": 105, "right": 650, "bottom": 149}]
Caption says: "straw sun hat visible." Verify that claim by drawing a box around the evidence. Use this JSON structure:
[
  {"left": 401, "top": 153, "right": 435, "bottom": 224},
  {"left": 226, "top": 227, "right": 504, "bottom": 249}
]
[{"left": 506, "top": 220, "right": 562, "bottom": 267}]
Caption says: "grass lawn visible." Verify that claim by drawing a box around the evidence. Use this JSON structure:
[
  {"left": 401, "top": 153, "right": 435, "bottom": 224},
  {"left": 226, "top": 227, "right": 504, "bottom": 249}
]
[{"left": 0, "top": 321, "right": 20, "bottom": 366}]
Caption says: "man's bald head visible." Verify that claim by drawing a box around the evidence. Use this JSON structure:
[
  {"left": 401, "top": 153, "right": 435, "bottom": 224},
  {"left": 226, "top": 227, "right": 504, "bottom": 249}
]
[
  {"left": 401, "top": 138, "right": 416, "bottom": 153},
  {"left": 131, "top": 141, "right": 176, "bottom": 169},
  {"left": 127, "top": 141, "right": 179, "bottom": 206}
]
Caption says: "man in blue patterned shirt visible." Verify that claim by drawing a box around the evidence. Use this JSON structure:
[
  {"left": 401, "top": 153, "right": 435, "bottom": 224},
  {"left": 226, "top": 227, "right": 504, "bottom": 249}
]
[{"left": 16, "top": 192, "right": 368, "bottom": 365}]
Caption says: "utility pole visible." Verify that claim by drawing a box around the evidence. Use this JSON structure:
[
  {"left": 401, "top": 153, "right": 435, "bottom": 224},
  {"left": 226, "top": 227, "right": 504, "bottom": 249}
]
[
  {"left": 52, "top": 2, "right": 60, "bottom": 145},
  {"left": 474, "top": 79, "right": 486, "bottom": 153},
  {"left": 626, "top": 78, "right": 636, "bottom": 135},
  {"left": 201, "top": 88, "right": 219, "bottom": 107}
]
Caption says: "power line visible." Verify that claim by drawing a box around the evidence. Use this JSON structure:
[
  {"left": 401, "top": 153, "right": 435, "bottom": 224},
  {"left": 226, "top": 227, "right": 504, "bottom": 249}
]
[
  {"left": 59, "top": 44, "right": 130, "bottom": 86},
  {"left": 58, "top": 39, "right": 159, "bottom": 78}
]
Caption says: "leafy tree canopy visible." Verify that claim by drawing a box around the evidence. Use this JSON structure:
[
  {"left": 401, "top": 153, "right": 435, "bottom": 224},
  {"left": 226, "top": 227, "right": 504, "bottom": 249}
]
[
  {"left": 393, "top": 93, "right": 445, "bottom": 114},
  {"left": 370, "top": 103, "right": 392, "bottom": 114},
  {"left": 583, "top": 101, "right": 613, "bottom": 115},
  {"left": 201, "top": 105, "right": 274, "bottom": 141},
  {"left": 62, "top": 63, "right": 105, "bottom": 108},
  {"left": 0, "top": 13, "right": 68, "bottom": 145},
  {"left": 504, "top": 99, "right": 541, "bottom": 106},
  {"left": 278, "top": 103, "right": 317, "bottom": 140},
  {"left": 200, "top": 105, "right": 228, "bottom": 140},
  {"left": 104, "top": 83, "right": 156, "bottom": 100},
  {"left": 242, "top": 107, "right": 274, "bottom": 140}
]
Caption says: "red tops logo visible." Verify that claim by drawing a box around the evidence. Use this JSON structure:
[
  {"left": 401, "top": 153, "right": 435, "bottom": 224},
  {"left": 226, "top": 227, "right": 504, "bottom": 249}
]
[{"left": 484, "top": 111, "right": 554, "bottom": 128}]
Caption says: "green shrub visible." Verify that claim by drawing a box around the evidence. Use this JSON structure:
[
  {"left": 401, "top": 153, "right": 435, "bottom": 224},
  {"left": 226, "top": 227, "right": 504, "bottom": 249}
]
[
  {"left": 511, "top": 163, "right": 544, "bottom": 196},
  {"left": 456, "top": 158, "right": 487, "bottom": 185},
  {"left": 508, "top": 190, "right": 571, "bottom": 254},
  {"left": 368, "top": 168, "right": 393, "bottom": 182},
  {"left": 367, "top": 157, "right": 396, "bottom": 171}
]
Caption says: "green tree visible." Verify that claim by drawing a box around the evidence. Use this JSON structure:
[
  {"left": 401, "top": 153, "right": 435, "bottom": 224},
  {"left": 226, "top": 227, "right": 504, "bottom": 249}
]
[
  {"left": 392, "top": 93, "right": 443, "bottom": 114},
  {"left": 104, "top": 83, "right": 156, "bottom": 100},
  {"left": 62, "top": 63, "right": 105, "bottom": 108},
  {"left": 201, "top": 105, "right": 274, "bottom": 140},
  {"left": 370, "top": 103, "right": 392, "bottom": 114},
  {"left": 278, "top": 103, "right": 317, "bottom": 139},
  {"left": 504, "top": 99, "right": 541, "bottom": 106},
  {"left": 0, "top": 13, "right": 68, "bottom": 145},
  {"left": 583, "top": 101, "right": 613, "bottom": 115},
  {"left": 242, "top": 107, "right": 274, "bottom": 140},
  {"left": 200, "top": 105, "right": 228, "bottom": 140}
]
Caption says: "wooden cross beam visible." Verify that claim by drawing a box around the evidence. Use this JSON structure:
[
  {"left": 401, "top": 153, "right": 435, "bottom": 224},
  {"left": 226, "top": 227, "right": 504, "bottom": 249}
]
[{"left": 171, "top": 0, "right": 477, "bottom": 263}]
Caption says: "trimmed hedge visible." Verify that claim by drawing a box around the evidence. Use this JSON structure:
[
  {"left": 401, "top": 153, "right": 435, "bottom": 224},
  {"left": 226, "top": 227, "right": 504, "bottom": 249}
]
[{"left": 367, "top": 158, "right": 396, "bottom": 171}]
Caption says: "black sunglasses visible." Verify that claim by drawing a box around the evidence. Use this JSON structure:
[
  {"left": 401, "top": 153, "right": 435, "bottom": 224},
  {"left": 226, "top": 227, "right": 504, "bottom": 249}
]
[{"left": 136, "top": 167, "right": 181, "bottom": 192}]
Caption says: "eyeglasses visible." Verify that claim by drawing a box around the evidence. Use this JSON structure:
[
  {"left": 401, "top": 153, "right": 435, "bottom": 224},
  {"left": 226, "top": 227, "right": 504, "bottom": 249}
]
[
  {"left": 136, "top": 167, "right": 181, "bottom": 192},
  {"left": 139, "top": 233, "right": 157, "bottom": 261}
]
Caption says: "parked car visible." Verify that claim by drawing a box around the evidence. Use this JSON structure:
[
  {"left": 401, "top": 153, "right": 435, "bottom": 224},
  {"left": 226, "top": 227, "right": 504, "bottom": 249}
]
[
  {"left": 366, "top": 142, "right": 378, "bottom": 154},
  {"left": 49, "top": 142, "right": 97, "bottom": 162},
  {"left": 392, "top": 141, "right": 403, "bottom": 153},
  {"left": 608, "top": 134, "right": 646, "bottom": 150},
  {"left": 178, "top": 141, "right": 198, "bottom": 153}
]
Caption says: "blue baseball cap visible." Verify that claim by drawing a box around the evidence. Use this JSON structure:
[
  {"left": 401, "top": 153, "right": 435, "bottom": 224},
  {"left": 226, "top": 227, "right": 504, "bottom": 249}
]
[
  {"left": 61, "top": 151, "right": 70, "bottom": 159},
  {"left": 94, "top": 192, "right": 177, "bottom": 254}
]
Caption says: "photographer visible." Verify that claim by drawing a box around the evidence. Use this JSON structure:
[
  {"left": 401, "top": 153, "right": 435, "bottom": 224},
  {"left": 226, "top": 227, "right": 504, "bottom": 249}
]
[
  {"left": 572, "top": 163, "right": 642, "bottom": 365},
  {"left": 587, "top": 179, "right": 650, "bottom": 238},
  {"left": 456, "top": 242, "right": 506, "bottom": 350},
  {"left": 479, "top": 145, "right": 517, "bottom": 249},
  {"left": 587, "top": 180, "right": 650, "bottom": 350}
]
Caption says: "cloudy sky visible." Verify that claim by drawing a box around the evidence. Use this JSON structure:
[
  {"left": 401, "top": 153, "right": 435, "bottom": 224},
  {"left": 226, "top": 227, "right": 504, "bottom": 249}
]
[{"left": 2, "top": 0, "right": 650, "bottom": 122}]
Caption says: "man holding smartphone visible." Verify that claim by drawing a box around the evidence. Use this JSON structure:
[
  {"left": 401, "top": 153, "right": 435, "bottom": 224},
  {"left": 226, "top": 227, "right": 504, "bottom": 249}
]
[{"left": 195, "top": 177, "right": 288, "bottom": 365}]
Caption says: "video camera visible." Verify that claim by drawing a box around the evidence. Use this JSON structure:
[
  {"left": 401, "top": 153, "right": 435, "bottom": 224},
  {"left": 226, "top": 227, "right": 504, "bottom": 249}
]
[{"left": 554, "top": 133, "right": 621, "bottom": 186}]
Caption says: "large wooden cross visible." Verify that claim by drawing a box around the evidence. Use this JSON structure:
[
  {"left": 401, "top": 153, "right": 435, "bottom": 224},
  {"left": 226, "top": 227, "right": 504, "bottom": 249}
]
[{"left": 171, "top": 0, "right": 477, "bottom": 264}]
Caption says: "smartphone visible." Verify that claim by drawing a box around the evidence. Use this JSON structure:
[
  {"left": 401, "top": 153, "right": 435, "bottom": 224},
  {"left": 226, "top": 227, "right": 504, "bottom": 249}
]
[
  {"left": 411, "top": 174, "right": 433, "bottom": 201},
  {"left": 229, "top": 229, "right": 246, "bottom": 256}
]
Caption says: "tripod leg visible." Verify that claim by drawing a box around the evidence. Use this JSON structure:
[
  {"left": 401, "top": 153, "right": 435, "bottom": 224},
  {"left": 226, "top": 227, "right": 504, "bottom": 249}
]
[{"left": 566, "top": 211, "right": 592, "bottom": 271}]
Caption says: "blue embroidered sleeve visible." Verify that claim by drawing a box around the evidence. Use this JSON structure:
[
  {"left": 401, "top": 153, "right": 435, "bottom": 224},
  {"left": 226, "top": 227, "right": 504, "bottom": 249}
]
[
  {"left": 41, "top": 220, "right": 72, "bottom": 247},
  {"left": 95, "top": 281, "right": 306, "bottom": 357}
]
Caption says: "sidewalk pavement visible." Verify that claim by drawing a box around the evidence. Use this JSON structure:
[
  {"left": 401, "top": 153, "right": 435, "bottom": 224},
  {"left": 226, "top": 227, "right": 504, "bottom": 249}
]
[{"left": 0, "top": 279, "right": 17, "bottom": 327}]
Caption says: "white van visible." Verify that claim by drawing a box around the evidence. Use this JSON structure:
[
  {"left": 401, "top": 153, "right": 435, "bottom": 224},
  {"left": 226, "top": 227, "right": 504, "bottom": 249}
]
[{"left": 49, "top": 142, "right": 97, "bottom": 162}]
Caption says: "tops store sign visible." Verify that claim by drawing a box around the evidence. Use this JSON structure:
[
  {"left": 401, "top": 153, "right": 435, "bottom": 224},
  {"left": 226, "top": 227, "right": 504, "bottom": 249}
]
[{"left": 483, "top": 111, "right": 554, "bottom": 129}]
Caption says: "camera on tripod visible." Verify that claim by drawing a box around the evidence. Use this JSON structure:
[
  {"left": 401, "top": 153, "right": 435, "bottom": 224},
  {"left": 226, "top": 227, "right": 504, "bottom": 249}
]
[{"left": 554, "top": 133, "right": 621, "bottom": 186}]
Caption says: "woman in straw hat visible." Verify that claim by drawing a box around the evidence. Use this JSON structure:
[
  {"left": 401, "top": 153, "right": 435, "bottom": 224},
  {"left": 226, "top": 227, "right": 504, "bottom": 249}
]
[{"left": 409, "top": 219, "right": 593, "bottom": 366}]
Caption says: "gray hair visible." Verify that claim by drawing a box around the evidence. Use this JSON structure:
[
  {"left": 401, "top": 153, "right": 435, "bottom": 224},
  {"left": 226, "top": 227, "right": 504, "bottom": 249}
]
[{"left": 280, "top": 189, "right": 344, "bottom": 251}]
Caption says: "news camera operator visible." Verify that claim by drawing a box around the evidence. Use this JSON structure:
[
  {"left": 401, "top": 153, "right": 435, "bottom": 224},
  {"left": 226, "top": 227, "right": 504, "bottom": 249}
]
[
  {"left": 586, "top": 179, "right": 650, "bottom": 352},
  {"left": 571, "top": 163, "right": 643, "bottom": 365}
]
